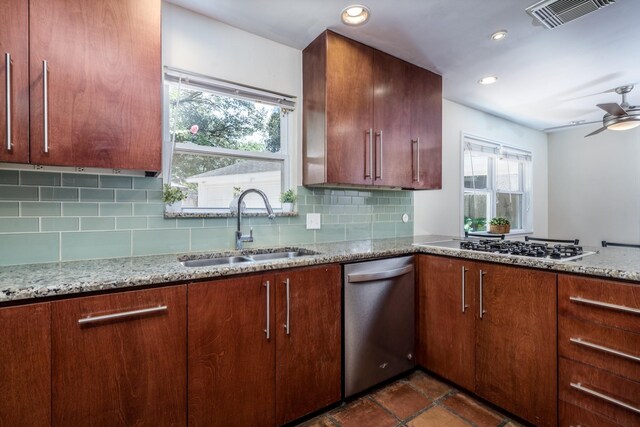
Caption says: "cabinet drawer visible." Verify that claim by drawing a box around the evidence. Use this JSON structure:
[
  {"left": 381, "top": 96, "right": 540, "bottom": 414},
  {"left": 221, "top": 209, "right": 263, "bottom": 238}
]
[
  {"left": 560, "top": 400, "right": 622, "bottom": 427},
  {"left": 558, "top": 275, "right": 640, "bottom": 333},
  {"left": 559, "top": 358, "right": 640, "bottom": 427},
  {"left": 559, "top": 315, "right": 640, "bottom": 382}
]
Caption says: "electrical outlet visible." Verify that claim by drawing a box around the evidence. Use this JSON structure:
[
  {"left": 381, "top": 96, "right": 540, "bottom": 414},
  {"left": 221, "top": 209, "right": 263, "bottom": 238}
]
[{"left": 306, "top": 213, "right": 321, "bottom": 230}]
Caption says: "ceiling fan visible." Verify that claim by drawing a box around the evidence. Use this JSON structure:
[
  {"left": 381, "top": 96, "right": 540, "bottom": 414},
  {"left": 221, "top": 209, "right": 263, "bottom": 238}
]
[{"left": 544, "top": 85, "right": 640, "bottom": 136}]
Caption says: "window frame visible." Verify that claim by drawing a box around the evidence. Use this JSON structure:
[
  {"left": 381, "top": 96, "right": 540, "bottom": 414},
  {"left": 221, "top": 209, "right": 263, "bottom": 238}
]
[
  {"left": 460, "top": 134, "right": 533, "bottom": 235},
  {"left": 162, "top": 67, "right": 295, "bottom": 213}
]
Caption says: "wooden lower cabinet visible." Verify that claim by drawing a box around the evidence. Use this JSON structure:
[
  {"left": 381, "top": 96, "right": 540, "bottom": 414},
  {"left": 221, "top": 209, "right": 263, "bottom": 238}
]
[
  {"left": 188, "top": 264, "right": 342, "bottom": 427},
  {"left": 52, "top": 286, "right": 187, "bottom": 427},
  {"left": 417, "top": 255, "right": 557, "bottom": 426},
  {"left": 0, "top": 303, "right": 51, "bottom": 427}
]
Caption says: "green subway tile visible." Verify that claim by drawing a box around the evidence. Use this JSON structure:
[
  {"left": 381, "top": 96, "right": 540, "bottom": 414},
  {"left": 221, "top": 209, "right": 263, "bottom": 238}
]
[
  {"left": 279, "top": 225, "right": 315, "bottom": 245},
  {"left": 351, "top": 196, "right": 364, "bottom": 205},
  {"left": 378, "top": 197, "right": 390, "bottom": 205},
  {"left": 0, "top": 202, "right": 19, "bottom": 216},
  {"left": 100, "top": 203, "right": 132, "bottom": 216},
  {"left": 41, "top": 217, "right": 79, "bottom": 232},
  {"left": 0, "top": 185, "right": 38, "bottom": 201},
  {"left": 315, "top": 224, "right": 346, "bottom": 243},
  {"left": 0, "top": 233, "right": 59, "bottom": 266},
  {"left": 358, "top": 205, "right": 373, "bottom": 214},
  {"left": 80, "top": 188, "right": 114, "bottom": 202},
  {"left": 81, "top": 217, "right": 116, "bottom": 231},
  {"left": 330, "top": 190, "right": 345, "bottom": 196},
  {"left": 385, "top": 206, "right": 396, "bottom": 213},
  {"left": 0, "top": 218, "right": 39, "bottom": 233},
  {"left": 395, "top": 205, "right": 409, "bottom": 213},
  {"left": 396, "top": 221, "right": 414, "bottom": 237},
  {"left": 401, "top": 197, "right": 412, "bottom": 205},
  {"left": 99, "top": 175, "right": 132, "bottom": 189},
  {"left": 116, "top": 217, "right": 147, "bottom": 230},
  {"left": 202, "top": 218, "right": 228, "bottom": 228},
  {"left": 61, "top": 231, "right": 131, "bottom": 261},
  {"left": 346, "top": 223, "right": 372, "bottom": 241},
  {"left": 0, "top": 170, "right": 19, "bottom": 185},
  {"left": 372, "top": 222, "right": 396, "bottom": 239},
  {"left": 337, "top": 196, "right": 352, "bottom": 205},
  {"left": 305, "top": 195, "right": 322, "bottom": 205},
  {"left": 132, "top": 229, "right": 189, "bottom": 256},
  {"left": 190, "top": 228, "right": 235, "bottom": 252},
  {"left": 177, "top": 218, "right": 203, "bottom": 228},
  {"left": 376, "top": 214, "right": 391, "bottom": 222},
  {"left": 133, "top": 203, "right": 164, "bottom": 216},
  {"left": 40, "top": 187, "right": 79, "bottom": 201},
  {"left": 365, "top": 197, "right": 378, "bottom": 205},
  {"left": 345, "top": 190, "right": 359, "bottom": 196},
  {"left": 148, "top": 217, "right": 176, "bottom": 229},
  {"left": 353, "top": 214, "right": 373, "bottom": 223},
  {"left": 115, "top": 189, "right": 146, "bottom": 202},
  {"left": 242, "top": 225, "right": 280, "bottom": 248},
  {"left": 296, "top": 186, "right": 312, "bottom": 196},
  {"left": 247, "top": 216, "right": 279, "bottom": 226},
  {"left": 62, "top": 173, "right": 98, "bottom": 187},
  {"left": 147, "top": 190, "right": 163, "bottom": 202},
  {"left": 338, "top": 215, "right": 353, "bottom": 223},
  {"left": 321, "top": 214, "right": 339, "bottom": 224},
  {"left": 62, "top": 202, "right": 99, "bottom": 217},
  {"left": 372, "top": 205, "right": 386, "bottom": 214},
  {"left": 358, "top": 191, "right": 373, "bottom": 197},
  {"left": 133, "top": 177, "right": 163, "bottom": 190},
  {"left": 22, "top": 202, "right": 61, "bottom": 216},
  {"left": 287, "top": 214, "right": 305, "bottom": 225},
  {"left": 20, "top": 171, "right": 61, "bottom": 186}
]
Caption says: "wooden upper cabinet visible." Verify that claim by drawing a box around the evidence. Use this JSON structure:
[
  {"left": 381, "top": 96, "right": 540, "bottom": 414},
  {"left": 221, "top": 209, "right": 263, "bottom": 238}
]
[
  {"left": 29, "top": 0, "right": 162, "bottom": 171},
  {"left": 0, "top": 0, "right": 29, "bottom": 164},
  {"left": 275, "top": 265, "right": 342, "bottom": 426},
  {"left": 188, "top": 274, "right": 276, "bottom": 427},
  {"left": 0, "top": 303, "right": 51, "bottom": 427},
  {"left": 303, "top": 30, "right": 442, "bottom": 189},
  {"left": 52, "top": 286, "right": 187, "bottom": 427}
]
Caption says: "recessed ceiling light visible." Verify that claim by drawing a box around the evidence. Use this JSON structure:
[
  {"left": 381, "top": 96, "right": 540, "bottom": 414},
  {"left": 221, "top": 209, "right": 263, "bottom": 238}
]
[
  {"left": 478, "top": 76, "right": 499, "bottom": 85},
  {"left": 341, "top": 4, "right": 370, "bottom": 26},
  {"left": 490, "top": 30, "right": 508, "bottom": 41}
]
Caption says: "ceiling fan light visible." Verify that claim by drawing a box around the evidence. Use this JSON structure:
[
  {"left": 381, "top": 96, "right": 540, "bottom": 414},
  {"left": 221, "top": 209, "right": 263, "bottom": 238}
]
[
  {"left": 607, "top": 120, "right": 640, "bottom": 131},
  {"left": 341, "top": 5, "right": 370, "bottom": 26}
]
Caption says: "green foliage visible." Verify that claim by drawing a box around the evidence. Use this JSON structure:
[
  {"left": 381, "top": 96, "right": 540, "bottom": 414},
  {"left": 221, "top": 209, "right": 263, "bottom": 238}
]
[
  {"left": 464, "top": 216, "right": 487, "bottom": 232},
  {"left": 163, "top": 184, "right": 186, "bottom": 204},
  {"left": 490, "top": 217, "right": 510, "bottom": 226},
  {"left": 233, "top": 186, "right": 243, "bottom": 196},
  {"left": 279, "top": 189, "right": 297, "bottom": 203}
]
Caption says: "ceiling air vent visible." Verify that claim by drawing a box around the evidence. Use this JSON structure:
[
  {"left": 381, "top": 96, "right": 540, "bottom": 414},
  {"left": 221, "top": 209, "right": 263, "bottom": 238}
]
[{"left": 526, "top": 0, "right": 616, "bottom": 29}]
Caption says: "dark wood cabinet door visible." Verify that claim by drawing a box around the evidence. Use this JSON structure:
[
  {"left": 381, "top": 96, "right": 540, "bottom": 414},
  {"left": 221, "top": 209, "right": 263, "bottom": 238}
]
[
  {"left": 0, "top": 0, "right": 29, "bottom": 163},
  {"left": 0, "top": 303, "right": 51, "bottom": 427},
  {"left": 475, "top": 263, "right": 557, "bottom": 427},
  {"left": 418, "top": 255, "right": 476, "bottom": 391},
  {"left": 410, "top": 67, "right": 442, "bottom": 189},
  {"left": 29, "top": 0, "right": 161, "bottom": 171},
  {"left": 325, "top": 31, "right": 374, "bottom": 186},
  {"left": 188, "top": 274, "right": 276, "bottom": 427},
  {"left": 52, "top": 286, "right": 187, "bottom": 427},
  {"left": 373, "top": 51, "right": 411, "bottom": 188},
  {"left": 275, "top": 265, "right": 341, "bottom": 425}
]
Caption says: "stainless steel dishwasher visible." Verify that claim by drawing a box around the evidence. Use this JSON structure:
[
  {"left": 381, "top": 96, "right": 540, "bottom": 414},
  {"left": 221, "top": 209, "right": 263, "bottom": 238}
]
[{"left": 343, "top": 256, "right": 415, "bottom": 397}]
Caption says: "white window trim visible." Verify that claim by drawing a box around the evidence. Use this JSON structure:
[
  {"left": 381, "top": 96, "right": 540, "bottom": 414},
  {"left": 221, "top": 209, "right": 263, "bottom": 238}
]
[
  {"left": 460, "top": 133, "right": 534, "bottom": 236},
  {"left": 162, "top": 67, "right": 295, "bottom": 212}
]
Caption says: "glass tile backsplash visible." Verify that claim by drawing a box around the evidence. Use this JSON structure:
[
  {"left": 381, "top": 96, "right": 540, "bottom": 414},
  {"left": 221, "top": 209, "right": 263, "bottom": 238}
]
[{"left": 0, "top": 170, "right": 414, "bottom": 265}]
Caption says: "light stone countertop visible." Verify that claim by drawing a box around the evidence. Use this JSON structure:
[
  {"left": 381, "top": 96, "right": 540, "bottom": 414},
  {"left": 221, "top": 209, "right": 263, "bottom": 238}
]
[{"left": 1, "top": 235, "right": 638, "bottom": 304}]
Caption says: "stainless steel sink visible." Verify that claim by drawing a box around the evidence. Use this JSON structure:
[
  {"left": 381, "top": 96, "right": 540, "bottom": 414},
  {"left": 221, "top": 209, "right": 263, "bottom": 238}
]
[{"left": 179, "top": 249, "right": 316, "bottom": 268}]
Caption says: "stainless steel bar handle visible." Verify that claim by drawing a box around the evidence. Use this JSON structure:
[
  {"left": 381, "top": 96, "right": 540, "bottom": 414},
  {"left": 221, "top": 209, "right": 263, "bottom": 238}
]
[
  {"left": 411, "top": 139, "right": 418, "bottom": 182},
  {"left": 78, "top": 305, "right": 167, "bottom": 325},
  {"left": 5, "top": 53, "right": 11, "bottom": 151},
  {"left": 570, "top": 382, "right": 640, "bottom": 415},
  {"left": 43, "top": 60, "right": 49, "bottom": 153},
  {"left": 416, "top": 137, "right": 421, "bottom": 181},
  {"left": 479, "top": 270, "right": 486, "bottom": 319},
  {"left": 570, "top": 337, "right": 640, "bottom": 363},
  {"left": 374, "top": 131, "right": 383, "bottom": 180},
  {"left": 264, "top": 281, "right": 270, "bottom": 340},
  {"left": 461, "top": 266, "right": 468, "bottom": 313},
  {"left": 368, "top": 128, "right": 373, "bottom": 180},
  {"left": 569, "top": 296, "right": 640, "bottom": 315},
  {"left": 284, "top": 278, "right": 290, "bottom": 335},
  {"left": 364, "top": 130, "right": 371, "bottom": 179}
]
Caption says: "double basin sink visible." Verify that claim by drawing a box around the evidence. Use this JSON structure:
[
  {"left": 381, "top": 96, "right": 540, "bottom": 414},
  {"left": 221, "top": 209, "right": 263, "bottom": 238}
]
[{"left": 179, "top": 248, "right": 317, "bottom": 268}]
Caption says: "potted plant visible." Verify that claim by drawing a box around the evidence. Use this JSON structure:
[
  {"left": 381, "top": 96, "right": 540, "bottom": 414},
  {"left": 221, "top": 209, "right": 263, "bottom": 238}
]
[
  {"left": 279, "top": 189, "right": 297, "bottom": 212},
  {"left": 163, "top": 184, "right": 186, "bottom": 213},
  {"left": 489, "top": 217, "right": 510, "bottom": 234}
]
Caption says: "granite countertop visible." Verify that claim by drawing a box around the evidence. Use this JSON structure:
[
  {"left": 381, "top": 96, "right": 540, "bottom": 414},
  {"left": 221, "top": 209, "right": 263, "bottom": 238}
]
[{"left": 1, "top": 235, "right": 638, "bottom": 303}]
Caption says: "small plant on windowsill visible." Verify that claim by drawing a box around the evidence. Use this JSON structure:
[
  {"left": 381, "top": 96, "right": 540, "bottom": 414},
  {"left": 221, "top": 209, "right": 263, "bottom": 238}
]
[
  {"left": 279, "top": 189, "right": 297, "bottom": 213},
  {"left": 163, "top": 184, "right": 186, "bottom": 213},
  {"left": 489, "top": 217, "right": 510, "bottom": 234},
  {"left": 229, "top": 187, "right": 246, "bottom": 215}
]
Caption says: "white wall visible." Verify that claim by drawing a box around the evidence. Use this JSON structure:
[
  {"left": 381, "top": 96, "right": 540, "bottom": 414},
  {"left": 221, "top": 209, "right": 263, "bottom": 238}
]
[
  {"left": 162, "top": 2, "right": 303, "bottom": 186},
  {"left": 548, "top": 126, "right": 640, "bottom": 247},
  {"left": 414, "top": 100, "right": 549, "bottom": 238}
]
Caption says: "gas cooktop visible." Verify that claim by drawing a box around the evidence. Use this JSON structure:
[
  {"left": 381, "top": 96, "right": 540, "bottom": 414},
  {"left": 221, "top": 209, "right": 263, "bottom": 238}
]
[{"left": 459, "top": 239, "right": 595, "bottom": 261}]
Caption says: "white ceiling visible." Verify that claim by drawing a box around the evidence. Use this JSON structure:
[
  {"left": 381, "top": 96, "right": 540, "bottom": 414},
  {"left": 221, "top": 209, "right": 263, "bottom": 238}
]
[{"left": 166, "top": 0, "right": 640, "bottom": 132}]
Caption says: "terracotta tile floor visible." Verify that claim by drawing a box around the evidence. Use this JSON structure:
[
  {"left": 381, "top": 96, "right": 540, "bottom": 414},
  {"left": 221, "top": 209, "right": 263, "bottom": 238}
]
[{"left": 297, "top": 371, "right": 526, "bottom": 427}]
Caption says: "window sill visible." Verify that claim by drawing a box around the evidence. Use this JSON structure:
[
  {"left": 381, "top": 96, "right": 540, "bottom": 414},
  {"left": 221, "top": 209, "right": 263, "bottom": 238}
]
[
  {"left": 164, "top": 210, "right": 298, "bottom": 219},
  {"left": 464, "top": 230, "right": 533, "bottom": 238}
]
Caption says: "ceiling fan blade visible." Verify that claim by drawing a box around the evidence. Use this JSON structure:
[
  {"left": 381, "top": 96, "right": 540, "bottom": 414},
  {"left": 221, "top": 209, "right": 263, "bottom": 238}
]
[
  {"left": 544, "top": 120, "right": 601, "bottom": 132},
  {"left": 597, "top": 103, "right": 627, "bottom": 116},
  {"left": 584, "top": 127, "right": 608, "bottom": 137}
]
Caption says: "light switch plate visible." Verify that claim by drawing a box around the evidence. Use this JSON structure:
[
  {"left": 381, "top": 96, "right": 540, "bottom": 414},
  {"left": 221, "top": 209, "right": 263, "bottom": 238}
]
[{"left": 306, "top": 213, "right": 321, "bottom": 230}]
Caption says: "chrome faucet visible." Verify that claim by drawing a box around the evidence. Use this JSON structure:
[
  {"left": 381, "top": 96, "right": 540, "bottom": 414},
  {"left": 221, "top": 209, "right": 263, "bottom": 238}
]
[{"left": 236, "top": 188, "right": 276, "bottom": 250}]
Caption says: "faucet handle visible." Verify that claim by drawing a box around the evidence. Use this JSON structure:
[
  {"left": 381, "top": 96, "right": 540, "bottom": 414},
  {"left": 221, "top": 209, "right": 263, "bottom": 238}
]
[{"left": 249, "top": 227, "right": 253, "bottom": 239}]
